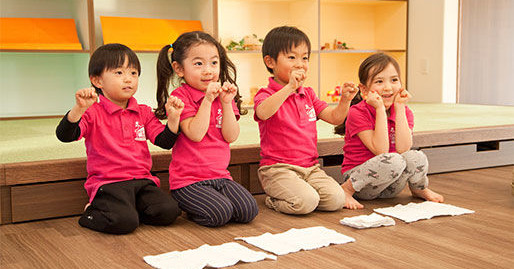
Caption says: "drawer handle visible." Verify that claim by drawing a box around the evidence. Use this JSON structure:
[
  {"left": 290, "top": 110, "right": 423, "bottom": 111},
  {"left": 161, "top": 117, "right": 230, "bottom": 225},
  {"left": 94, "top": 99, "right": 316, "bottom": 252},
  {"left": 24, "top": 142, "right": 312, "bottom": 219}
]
[{"left": 476, "top": 141, "right": 500, "bottom": 152}]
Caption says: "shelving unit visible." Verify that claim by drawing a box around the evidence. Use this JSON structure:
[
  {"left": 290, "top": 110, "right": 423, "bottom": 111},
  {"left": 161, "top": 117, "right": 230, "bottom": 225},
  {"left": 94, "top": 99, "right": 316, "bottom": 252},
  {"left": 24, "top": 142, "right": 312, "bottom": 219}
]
[{"left": 0, "top": 0, "right": 407, "bottom": 117}]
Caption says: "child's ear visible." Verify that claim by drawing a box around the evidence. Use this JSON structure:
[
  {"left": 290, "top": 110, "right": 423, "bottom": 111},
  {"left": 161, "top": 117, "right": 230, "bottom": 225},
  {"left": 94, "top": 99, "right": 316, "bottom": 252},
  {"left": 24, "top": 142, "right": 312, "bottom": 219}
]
[
  {"left": 171, "top": 61, "right": 184, "bottom": 77},
  {"left": 359, "top": 83, "right": 368, "bottom": 99},
  {"left": 90, "top": 76, "right": 102, "bottom": 89},
  {"left": 263, "top": 55, "right": 275, "bottom": 70}
]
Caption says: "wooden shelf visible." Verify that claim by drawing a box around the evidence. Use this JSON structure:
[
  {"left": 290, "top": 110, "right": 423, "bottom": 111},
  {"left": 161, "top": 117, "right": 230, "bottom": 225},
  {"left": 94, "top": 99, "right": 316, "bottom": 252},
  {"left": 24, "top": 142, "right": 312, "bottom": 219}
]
[{"left": 1, "top": 0, "right": 408, "bottom": 117}]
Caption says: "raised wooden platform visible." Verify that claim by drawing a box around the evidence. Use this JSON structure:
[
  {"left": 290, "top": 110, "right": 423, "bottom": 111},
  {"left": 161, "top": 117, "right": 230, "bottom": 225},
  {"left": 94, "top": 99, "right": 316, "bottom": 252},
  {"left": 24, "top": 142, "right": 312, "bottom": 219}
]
[
  {"left": 1, "top": 166, "right": 513, "bottom": 269},
  {"left": 1, "top": 103, "right": 514, "bottom": 224}
]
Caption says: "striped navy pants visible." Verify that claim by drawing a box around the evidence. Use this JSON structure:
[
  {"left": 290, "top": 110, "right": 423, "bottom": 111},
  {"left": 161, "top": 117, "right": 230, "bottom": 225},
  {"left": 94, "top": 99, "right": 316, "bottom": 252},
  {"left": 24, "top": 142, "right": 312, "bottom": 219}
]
[{"left": 171, "top": 178, "right": 258, "bottom": 227}]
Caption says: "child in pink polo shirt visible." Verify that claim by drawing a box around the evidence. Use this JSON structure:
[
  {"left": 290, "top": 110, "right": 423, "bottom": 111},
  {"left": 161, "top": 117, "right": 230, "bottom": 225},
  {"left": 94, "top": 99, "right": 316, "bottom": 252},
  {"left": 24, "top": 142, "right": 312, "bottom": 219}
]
[
  {"left": 335, "top": 53, "right": 444, "bottom": 209},
  {"left": 254, "top": 26, "right": 358, "bottom": 215},
  {"left": 155, "top": 31, "right": 258, "bottom": 227},
  {"left": 56, "top": 43, "right": 182, "bottom": 234}
]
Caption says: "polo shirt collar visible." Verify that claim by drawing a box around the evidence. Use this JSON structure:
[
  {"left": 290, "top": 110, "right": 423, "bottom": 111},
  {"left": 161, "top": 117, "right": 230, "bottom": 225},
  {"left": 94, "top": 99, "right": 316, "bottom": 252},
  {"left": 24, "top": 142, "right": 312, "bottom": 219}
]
[
  {"left": 268, "top": 77, "right": 306, "bottom": 95},
  {"left": 99, "top": 94, "right": 139, "bottom": 114},
  {"left": 182, "top": 83, "right": 206, "bottom": 103},
  {"left": 363, "top": 101, "right": 397, "bottom": 122}
]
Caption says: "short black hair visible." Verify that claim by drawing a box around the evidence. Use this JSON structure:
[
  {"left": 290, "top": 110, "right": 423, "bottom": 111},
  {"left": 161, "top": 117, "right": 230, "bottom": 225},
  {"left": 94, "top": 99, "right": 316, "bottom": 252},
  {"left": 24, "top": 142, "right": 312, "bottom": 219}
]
[
  {"left": 261, "top": 26, "right": 311, "bottom": 74},
  {"left": 88, "top": 43, "right": 141, "bottom": 94}
]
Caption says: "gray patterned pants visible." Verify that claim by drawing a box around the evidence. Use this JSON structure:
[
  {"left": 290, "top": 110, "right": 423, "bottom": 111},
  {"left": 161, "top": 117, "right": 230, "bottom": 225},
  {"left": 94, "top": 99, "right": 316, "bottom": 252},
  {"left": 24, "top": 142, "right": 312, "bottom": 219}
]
[{"left": 342, "top": 150, "right": 429, "bottom": 200}]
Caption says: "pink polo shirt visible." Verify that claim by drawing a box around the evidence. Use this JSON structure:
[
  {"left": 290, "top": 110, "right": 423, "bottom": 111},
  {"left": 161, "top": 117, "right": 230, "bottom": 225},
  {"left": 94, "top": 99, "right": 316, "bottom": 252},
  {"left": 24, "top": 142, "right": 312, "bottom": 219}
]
[
  {"left": 79, "top": 95, "right": 165, "bottom": 202},
  {"left": 169, "top": 84, "right": 240, "bottom": 190},
  {"left": 254, "top": 77, "right": 328, "bottom": 167},
  {"left": 341, "top": 101, "right": 414, "bottom": 174}
]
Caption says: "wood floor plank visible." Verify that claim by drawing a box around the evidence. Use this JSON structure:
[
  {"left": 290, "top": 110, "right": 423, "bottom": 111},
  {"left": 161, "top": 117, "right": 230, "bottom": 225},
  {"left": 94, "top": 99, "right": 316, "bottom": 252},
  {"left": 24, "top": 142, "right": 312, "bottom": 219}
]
[{"left": 1, "top": 166, "right": 513, "bottom": 269}]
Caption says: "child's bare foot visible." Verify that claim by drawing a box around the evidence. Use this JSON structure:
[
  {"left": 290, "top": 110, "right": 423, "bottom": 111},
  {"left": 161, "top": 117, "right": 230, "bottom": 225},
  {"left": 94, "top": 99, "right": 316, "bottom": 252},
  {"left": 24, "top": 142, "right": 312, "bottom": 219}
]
[
  {"left": 342, "top": 181, "right": 364, "bottom": 210},
  {"left": 410, "top": 188, "right": 444, "bottom": 203}
]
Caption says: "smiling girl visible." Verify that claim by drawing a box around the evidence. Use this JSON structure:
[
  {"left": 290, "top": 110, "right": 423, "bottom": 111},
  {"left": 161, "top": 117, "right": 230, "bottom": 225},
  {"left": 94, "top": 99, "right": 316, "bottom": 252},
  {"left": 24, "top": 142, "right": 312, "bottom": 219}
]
[
  {"left": 335, "top": 53, "right": 444, "bottom": 210},
  {"left": 155, "top": 31, "right": 258, "bottom": 227}
]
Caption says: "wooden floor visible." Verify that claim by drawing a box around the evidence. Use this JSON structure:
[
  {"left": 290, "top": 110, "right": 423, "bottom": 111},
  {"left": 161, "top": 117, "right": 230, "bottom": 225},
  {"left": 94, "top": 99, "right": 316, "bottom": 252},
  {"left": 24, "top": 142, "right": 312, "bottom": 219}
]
[{"left": 1, "top": 166, "right": 513, "bottom": 269}]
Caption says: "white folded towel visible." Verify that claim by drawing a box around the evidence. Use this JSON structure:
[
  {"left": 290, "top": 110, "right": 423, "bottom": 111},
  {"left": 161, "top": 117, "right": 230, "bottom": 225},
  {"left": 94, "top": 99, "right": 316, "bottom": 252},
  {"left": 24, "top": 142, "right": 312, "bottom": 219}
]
[
  {"left": 374, "top": 201, "right": 474, "bottom": 223},
  {"left": 235, "top": 226, "right": 355, "bottom": 255},
  {"left": 340, "top": 213, "right": 396, "bottom": 229},
  {"left": 143, "top": 242, "right": 277, "bottom": 269}
]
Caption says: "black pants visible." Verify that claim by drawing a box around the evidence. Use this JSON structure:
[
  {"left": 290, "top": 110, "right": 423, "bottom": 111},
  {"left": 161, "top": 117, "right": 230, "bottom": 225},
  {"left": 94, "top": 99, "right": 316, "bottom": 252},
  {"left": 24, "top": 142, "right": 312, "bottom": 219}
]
[{"left": 79, "top": 179, "right": 181, "bottom": 234}]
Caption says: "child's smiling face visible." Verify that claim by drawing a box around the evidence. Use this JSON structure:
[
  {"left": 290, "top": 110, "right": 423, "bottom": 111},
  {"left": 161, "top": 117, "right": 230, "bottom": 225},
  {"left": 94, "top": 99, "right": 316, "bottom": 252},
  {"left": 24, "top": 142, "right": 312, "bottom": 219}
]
[
  {"left": 267, "top": 42, "right": 310, "bottom": 86},
  {"left": 361, "top": 63, "right": 402, "bottom": 109},
  {"left": 174, "top": 43, "right": 220, "bottom": 91}
]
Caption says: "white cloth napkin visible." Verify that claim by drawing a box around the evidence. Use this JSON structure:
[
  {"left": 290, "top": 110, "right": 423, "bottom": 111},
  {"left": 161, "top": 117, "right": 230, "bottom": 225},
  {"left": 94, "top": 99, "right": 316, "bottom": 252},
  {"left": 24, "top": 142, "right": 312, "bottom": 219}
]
[
  {"left": 235, "top": 226, "right": 355, "bottom": 255},
  {"left": 340, "top": 213, "right": 396, "bottom": 229},
  {"left": 143, "top": 242, "right": 277, "bottom": 269},
  {"left": 374, "top": 201, "right": 475, "bottom": 223}
]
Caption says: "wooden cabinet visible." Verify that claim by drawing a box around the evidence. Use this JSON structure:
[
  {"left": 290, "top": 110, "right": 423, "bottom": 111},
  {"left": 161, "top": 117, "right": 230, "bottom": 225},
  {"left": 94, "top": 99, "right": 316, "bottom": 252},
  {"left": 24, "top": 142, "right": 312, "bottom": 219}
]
[{"left": 1, "top": 0, "right": 407, "bottom": 117}]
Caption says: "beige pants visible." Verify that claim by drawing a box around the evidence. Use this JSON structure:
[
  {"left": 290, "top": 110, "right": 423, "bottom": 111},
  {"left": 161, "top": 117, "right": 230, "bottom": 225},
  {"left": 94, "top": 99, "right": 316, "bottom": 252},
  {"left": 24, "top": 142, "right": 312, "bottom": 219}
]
[{"left": 258, "top": 163, "right": 345, "bottom": 215}]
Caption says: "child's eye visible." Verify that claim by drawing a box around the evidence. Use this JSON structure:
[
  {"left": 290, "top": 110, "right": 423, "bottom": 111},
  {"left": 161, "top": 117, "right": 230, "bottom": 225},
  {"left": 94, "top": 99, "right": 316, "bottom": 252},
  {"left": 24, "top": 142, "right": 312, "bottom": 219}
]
[
  {"left": 194, "top": 62, "right": 202, "bottom": 66},
  {"left": 375, "top": 80, "right": 383, "bottom": 84},
  {"left": 131, "top": 71, "right": 138, "bottom": 76},
  {"left": 303, "top": 56, "right": 309, "bottom": 61},
  {"left": 212, "top": 61, "right": 218, "bottom": 65},
  {"left": 115, "top": 71, "right": 123, "bottom": 75},
  {"left": 392, "top": 78, "right": 399, "bottom": 82},
  {"left": 288, "top": 56, "right": 296, "bottom": 60}
]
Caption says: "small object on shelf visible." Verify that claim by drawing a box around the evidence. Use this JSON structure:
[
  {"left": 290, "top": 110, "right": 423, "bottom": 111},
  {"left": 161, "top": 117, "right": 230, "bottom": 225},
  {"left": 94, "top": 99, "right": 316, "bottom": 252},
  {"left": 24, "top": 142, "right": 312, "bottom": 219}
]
[
  {"left": 226, "top": 34, "right": 263, "bottom": 51},
  {"left": 327, "top": 86, "right": 341, "bottom": 102},
  {"left": 321, "top": 42, "right": 331, "bottom": 50},
  {"left": 328, "top": 39, "right": 351, "bottom": 50}
]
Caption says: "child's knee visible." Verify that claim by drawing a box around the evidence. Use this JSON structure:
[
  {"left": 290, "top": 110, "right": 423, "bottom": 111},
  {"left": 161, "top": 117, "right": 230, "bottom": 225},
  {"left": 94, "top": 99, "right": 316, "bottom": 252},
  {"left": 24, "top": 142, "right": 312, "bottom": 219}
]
[
  {"left": 290, "top": 191, "right": 320, "bottom": 214},
  {"left": 237, "top": 199, "right": 259, "bottom": 223},
  {"left": 402, "top": 150, "right": 428, "bottom": 165},
  {"left": 379, "top": 153, "right": 406, "bottom": 174},
  {"left": 320, "top": 188, "right": 345, "bottom": 211},
  {"left": 80, "top": 209, "right": 139, "bottom": 234},
  {"left": 144, "top": 200, "right": 182, "bottom": 226},
  {"left": 202, "top": 201, "right": 234, "bottom": 227}
]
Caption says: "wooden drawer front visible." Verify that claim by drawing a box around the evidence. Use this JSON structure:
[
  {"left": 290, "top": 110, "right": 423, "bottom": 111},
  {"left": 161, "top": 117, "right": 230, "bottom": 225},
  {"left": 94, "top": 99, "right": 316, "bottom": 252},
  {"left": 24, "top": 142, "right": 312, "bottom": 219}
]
[
  {"left": 322, "top": 166, "right": 344, "bottom": 184},
  {"left": 422, "top": 140, "right": 514, "bottom": 174},
  {"left": 11, "top": 180, "right": 87, "bottom": 223},
  {"left": 155, "top": 173, "right": 170, "bottom": 192},
  {"left": 249, "top": 164, "right": 264, "bottom": 194},
  {"left": 228, "top": 165, "right": 242, "bottom": 185}
]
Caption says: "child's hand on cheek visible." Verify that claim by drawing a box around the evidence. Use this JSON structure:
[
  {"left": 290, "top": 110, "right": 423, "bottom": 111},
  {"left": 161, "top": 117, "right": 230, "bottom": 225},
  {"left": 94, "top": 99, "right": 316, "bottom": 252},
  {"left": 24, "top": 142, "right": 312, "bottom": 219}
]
[
  {"left": 394, "top": 89, "right": 411, "bottom": 106},
  {"left": 341, "top": 82, "right": 359, "bottom": 102},
  {"left": 165, "top": 96, "right": 185, "bottom": 119},
  {"left": 75, "top": 87, "right": 98, "bottom": 111},
  {"left": 220, "top": 82, "right": 238, "bottom": 104},
  {"left": 287, "top": 69, "right": 306, "bottom": 91},
  {"left": 365, "top": 90, "right": 384, "bottom": 109},
  {"left": 205, "top": 82, "right": 221, "bottom": 103}
]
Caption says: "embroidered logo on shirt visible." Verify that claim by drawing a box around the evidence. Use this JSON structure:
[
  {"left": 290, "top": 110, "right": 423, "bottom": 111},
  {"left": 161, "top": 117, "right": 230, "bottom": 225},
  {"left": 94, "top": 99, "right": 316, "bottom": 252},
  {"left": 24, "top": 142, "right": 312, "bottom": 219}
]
[
  {"left": 134, "top": 121, "right": 146, "bottom": 141},
  {"left": 390, "top": 126, "right": 395, "bottom": 145},
  {"left": 216, "top": 108, "right": 223, "bottom": 128},
  {"left": 305, "top": 105, "right": 316, "bottom": 121}
]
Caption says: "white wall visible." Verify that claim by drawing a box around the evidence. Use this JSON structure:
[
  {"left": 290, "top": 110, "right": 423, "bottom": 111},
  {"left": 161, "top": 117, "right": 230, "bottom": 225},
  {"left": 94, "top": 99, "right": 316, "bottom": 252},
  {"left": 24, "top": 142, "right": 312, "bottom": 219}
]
[{"left": 407, "top": 0, "right": 459, "bottom": 103}]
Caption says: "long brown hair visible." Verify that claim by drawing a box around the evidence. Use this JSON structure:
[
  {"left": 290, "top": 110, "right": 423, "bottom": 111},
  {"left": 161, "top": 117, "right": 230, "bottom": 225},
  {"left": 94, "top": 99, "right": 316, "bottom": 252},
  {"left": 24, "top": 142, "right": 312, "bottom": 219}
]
[
  {"left": 334, "top": 53, "right": 401, "bottom": 135},
  {"left": 155, "top": 31, "right": 245, "bottom": 119}
]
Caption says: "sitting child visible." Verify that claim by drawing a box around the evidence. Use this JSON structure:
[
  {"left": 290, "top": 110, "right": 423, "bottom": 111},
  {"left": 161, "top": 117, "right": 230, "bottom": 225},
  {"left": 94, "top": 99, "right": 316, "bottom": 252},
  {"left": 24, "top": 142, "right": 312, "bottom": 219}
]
[
  {"left": 56, "top": 43, "right": 182, "bottom": 234},
  {"left": 335, "top": 53, "right": 444, "bottom": 209},
  {"left": 254, "top": 26, "right": 358, "bottom": 215}
]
